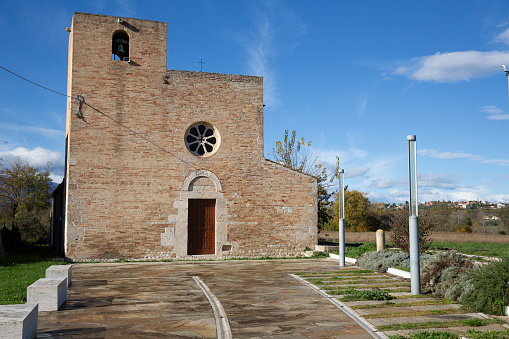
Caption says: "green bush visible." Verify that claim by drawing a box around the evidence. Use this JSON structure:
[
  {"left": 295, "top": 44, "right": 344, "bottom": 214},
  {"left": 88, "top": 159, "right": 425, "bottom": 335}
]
[
  {"left": 461, "top": 256, "right": 509, "bottom": 315},
  {"left": 357, "top": 249, "right": 434, "bottom": 273},
  {"left": 421, "top": 251, "right": 475, "bottom": 300},
  {"left": 341, "top": 287, "right": 393, "bottom": 301},
  {"left": 357, "top": 250, "right": 409, "bottom": 272}
]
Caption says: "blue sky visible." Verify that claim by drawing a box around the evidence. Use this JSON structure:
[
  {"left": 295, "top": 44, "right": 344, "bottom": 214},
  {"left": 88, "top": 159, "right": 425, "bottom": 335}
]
[{"left": 1, "top": 0, "right": 509, "bottom": 204}]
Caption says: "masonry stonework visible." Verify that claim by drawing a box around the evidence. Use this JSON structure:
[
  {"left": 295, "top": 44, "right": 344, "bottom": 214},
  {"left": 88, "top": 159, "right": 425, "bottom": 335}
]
[{"left": 63, "top": 12, "right": 317, "bottom": 260}]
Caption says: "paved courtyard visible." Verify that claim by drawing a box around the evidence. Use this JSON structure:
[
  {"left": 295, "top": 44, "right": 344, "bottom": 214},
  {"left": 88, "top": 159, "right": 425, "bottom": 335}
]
[{"left": 37, "top": 259, "right": 374, "bottom": 338}]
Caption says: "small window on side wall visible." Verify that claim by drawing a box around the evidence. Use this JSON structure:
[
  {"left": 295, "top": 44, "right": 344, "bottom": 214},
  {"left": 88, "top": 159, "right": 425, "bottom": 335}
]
[{"left": 112, "top": 31, "right": 129, "bottom": 61}]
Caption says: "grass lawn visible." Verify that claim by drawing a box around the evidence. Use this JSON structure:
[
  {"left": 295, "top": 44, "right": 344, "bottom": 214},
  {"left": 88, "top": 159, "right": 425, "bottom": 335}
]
[
  {"left": 329, "top": 241, "right": 509, "bottom": 258},
  {"left": 429, "top": 241, "right": 509, "bottom": 258},
  {"left": 327, "top": 242, "right": 378, "bottom": 258},
  {"left": 0, "top": 244, "right": 66, "bottom": 305}
]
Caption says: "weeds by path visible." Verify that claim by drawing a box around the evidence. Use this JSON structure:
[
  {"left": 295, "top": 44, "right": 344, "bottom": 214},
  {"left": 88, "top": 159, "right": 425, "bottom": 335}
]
[
  {"left": 350, "top": 299, "right": 456, "bottom": 310},
  {"left": 378, "top": 318, "right": 502, "bottom": 331}
]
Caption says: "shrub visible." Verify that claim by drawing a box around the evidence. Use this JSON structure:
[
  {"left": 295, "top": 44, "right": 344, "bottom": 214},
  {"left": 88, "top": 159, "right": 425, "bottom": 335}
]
[
  {"left": 357, "top": 249, "right": 436, "bottom": 273},
  {"left": 421, "top": 251, "right": 475, "bottom": 299},
  {"left": 341, "top": 288, "right": 393, "bottom": 301},
  {"left": 357, "top": 250, "right": 410, "bottom": 273},
  {"left": 461, "top": 256, "right": 509, "bottom": 315},
  {"left": 390, "top": 210, "right": 437, "bottom": 254}
]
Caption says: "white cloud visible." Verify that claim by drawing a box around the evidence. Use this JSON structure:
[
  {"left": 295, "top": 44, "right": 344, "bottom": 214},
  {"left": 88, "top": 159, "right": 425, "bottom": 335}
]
[
  {"left": 419, "top": 187, "right": 479, "bottom": 203},
  {"left": 485, "top": 194, "right": 509, "bottom": 203},
  {"left": 345, "top": 167, "right": 369, "bottom": 178},
  {"left": 419, "top": 148, "right": 509, "bottom": 167},
  {"left": 482, "top": 159, "right": 509, "bottom": 166},
  {"left": 357, "top": 97, "right": 367, "bottom": 117},
  {"left": 0, "top": 147, "right": 65, "bottom": 183},
  {"left": 418, "top": 149, "right": 484, "bottom": 161},
  {"left": 245, "top": 9, "right": 279, "bottom": 107},
  {"left": 379, "top": 72, "right": 393, "bottom": 80},
  {"left": 369, "top": 178, "right": 406, "bottom": 189},
  {"left": 418, "top": 173, "right": 458, "bottom": 190},
  {"left": 480, "top": 105, "right": 509, "bottom": 120},
  {"left": 234, "top": 1, "right": 307, "bottom": 107},
  {"left": 480, "top": 105, "right": 503, "bottom": 115},
  {"left": 495, "top": 28, "right": 509, "bottom": 45},
  {"left": 395, "top": 51, "right": 509, "bottom": 82},
  {"left": 487, "top": 114, "right": 509, "bottom": 120},
  {"left": 0, "top": 122, "right": 65, "bottom": 139}
]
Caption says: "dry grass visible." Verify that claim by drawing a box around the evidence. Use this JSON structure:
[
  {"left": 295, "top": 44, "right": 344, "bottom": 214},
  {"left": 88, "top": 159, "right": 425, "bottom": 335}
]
[{"left": 319, "top": 231, "right": 509, "bottom": 244}]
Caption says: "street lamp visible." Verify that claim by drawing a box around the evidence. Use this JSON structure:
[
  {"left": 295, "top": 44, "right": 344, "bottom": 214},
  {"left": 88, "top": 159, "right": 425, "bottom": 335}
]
[
  {"left": 502, "top": 65, "right": 509, "bottom": 111},
  {"left": 407, "top": 135, "right": 420, "bottom": 295},
  {"left": 338, "top": 169, "right": 345, "bottom": 267}
]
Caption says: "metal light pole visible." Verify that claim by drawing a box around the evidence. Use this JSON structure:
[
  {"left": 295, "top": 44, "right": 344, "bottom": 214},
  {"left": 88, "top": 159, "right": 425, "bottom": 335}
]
[
  {"left": 503, "top": 65, "right": 509, "bottom": 111},
  {"left": 338, "top": 169, "right": 345, "bottom": 267},
  {"left": 407, "top": 135, "right": 420, "bottom": 295}
]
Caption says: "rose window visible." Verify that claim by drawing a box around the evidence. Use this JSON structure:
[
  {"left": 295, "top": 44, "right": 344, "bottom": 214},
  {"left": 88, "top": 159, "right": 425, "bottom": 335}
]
[{"left": 185, "top": 122, "right": 220, "bottom": 157}]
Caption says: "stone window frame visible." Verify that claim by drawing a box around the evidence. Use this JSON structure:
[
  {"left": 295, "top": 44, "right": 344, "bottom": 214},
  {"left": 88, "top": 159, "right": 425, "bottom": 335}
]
[{"left": 184, "top": 122, "right": 221, "bottom": 157}]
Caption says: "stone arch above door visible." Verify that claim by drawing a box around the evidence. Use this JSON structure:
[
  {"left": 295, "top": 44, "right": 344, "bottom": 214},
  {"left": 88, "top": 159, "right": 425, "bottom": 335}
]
[
  {"left": 182, "top": 170, "right": 222, "bottom": 192},
  {"left": 161, "top": 169, "right": 231, "bottom": 257}
]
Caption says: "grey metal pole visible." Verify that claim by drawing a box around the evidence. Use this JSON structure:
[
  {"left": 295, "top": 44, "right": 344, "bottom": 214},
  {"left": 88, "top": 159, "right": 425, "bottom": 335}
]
[
  {"left": 407, "top": 135, "right": 420, "bottom": 295},
  {"left": 507, "top": 74, "right": 509, "bottom": 111},
  {"left": 338, "top": 169, "right": 345, "bottom": 267}
]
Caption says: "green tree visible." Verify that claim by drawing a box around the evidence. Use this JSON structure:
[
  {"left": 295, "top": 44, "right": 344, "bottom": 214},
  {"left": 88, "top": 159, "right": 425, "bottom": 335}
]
[
  {"left": 0, "top": 158, "right": 52, "bottom": 242},
  {"left": 271, "top": 130, "right": 338, "bottom": 229},
  {"left": 329, "top": 189, "right": 375, "bottom": 232}
]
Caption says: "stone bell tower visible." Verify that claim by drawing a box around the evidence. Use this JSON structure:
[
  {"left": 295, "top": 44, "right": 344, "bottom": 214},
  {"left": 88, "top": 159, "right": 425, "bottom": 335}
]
[{"left": 64, "top": 13, "right": 168, "bottom": 258}]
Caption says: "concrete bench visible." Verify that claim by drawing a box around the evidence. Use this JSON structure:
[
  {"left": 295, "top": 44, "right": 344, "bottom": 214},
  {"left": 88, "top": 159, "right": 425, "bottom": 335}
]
[
  {"left": 46, "top": 264, "right": 72, "bottom": 286},
  {"left": 0, "top": 303, "right": 38, "bottom": 339},
  {"left": 27, "top": 278, "right": 67, "bottom": 311}
]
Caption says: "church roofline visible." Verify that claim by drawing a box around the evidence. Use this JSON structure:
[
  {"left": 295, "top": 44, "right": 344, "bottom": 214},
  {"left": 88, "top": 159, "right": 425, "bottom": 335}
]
[
  {"left": 264, "top": 158, "right": 318, "bottom": 180},
  {"left": 73, "top": 12, "right": 166, "bottom": 25},
  {"left": 166, "top": 69, "right": 262, "bottom": 83}
]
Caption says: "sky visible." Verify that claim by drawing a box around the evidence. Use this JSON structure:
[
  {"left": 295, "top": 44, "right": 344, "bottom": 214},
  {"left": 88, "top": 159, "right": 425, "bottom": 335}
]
[{"left": 1, "top": 0, "right": 509, "bottom": 204}]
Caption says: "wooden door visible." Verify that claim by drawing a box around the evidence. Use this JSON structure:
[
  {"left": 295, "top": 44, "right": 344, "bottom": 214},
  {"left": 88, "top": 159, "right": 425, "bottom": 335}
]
[{"left": 188, "top": 199, "right": 215, "bottom": 255}]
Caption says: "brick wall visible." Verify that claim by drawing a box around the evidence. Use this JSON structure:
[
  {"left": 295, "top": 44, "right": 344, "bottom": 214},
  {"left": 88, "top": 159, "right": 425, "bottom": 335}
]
[{"left": 64, "top": 12, "right": 317, "bottom": 260}]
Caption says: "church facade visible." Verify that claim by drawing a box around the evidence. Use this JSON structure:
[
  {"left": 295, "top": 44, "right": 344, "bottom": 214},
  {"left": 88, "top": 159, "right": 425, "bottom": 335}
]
[{"left": 60, "top": 12, "right": 317, "bottom": 260}]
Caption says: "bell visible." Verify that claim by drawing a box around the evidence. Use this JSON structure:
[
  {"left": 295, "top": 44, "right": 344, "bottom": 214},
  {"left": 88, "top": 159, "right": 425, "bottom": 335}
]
[{"left": 116, "top": 43, "right": 125, "bottom": 57}]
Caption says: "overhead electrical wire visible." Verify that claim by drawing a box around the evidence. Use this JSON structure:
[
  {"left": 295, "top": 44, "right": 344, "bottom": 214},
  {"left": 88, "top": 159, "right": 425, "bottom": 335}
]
[
  {"left": 0, "top": 64, "right": 195, "bottom": 166},
  {"left": 0, "top": 65, "right": 69, "bottom": 98}
]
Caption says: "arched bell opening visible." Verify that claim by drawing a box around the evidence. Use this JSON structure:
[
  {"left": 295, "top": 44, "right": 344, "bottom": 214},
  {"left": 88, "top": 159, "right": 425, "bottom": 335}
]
[{"left": 112, "top": 30, "right": 130, "bottom": 61}]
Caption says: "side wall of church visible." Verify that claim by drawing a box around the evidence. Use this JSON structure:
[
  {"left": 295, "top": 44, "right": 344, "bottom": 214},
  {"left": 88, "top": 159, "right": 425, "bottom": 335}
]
[{"left": 65, "top": 13, "right": 317, "bottom": 260}]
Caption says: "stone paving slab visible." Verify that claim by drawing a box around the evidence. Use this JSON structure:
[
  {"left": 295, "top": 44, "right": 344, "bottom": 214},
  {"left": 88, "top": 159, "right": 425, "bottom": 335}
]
[
  {"left": 37, "top": 259, "right": 374, "bottom": 338},
  {"left": 344, "top": 298, "right": 432, "bottom": 307},
  {"left": 297, "top": 264, "right": 509, "bottom": 338},
  {"left": 356, "top": 304, "right": 462, "bottom": 316},
  {"left": 368, "top": 313, "right": 484, "bottom": 327}
]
